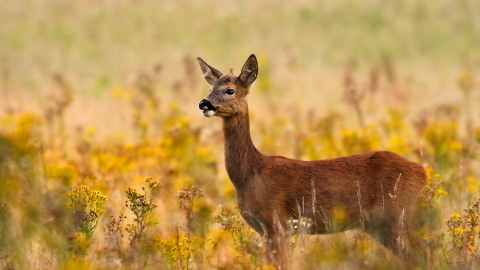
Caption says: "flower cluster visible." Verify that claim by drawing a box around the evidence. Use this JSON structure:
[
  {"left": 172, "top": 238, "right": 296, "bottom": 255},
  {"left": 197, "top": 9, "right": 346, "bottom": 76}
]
[
  {"left": 125, "top": 178, "right": 159, "bottom": 247},
  {"left": 66, "top": 186, "right": 107, "bottom": 240}
]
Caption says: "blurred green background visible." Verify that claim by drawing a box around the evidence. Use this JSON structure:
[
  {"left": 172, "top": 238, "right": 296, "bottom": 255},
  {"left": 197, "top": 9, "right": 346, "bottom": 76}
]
[{"left": 2, "top": 0, "right": 479, "bottom": 92}]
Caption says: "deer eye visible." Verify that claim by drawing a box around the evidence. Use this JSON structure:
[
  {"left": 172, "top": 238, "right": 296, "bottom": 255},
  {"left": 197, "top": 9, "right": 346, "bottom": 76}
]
[{"left": 226, "top": 89, "right": 235, "bottom": 95}]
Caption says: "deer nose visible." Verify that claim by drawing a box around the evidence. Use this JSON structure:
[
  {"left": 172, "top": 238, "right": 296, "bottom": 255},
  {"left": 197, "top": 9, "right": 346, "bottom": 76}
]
[{"left": 199, "top": 99, "right": 215, "bottom": 110}]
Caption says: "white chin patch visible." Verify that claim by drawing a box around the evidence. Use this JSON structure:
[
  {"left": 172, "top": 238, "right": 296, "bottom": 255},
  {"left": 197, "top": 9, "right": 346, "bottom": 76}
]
[{"left": 202, "top": 110, "right": 216, "bottom": 118}]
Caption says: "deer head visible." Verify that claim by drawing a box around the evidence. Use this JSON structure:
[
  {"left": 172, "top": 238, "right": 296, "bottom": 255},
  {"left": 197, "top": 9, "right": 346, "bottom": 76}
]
[{"left": 197, "top": 54, "right": 258, "bottom": 118}]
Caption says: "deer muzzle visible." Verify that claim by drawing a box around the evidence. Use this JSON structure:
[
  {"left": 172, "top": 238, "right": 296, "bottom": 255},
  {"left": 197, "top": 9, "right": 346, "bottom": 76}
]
[{"left": 199, "top": 99, "right": 217, "bottom": 117}]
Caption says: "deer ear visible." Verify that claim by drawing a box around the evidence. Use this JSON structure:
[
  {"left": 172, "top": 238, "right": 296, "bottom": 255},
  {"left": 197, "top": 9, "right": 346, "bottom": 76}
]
[
  {"left": 197, "top": 57, "right": 223, "bottom": 86},
  {"left": 239, "top": 54, "right": 258, "bottom": 87}
]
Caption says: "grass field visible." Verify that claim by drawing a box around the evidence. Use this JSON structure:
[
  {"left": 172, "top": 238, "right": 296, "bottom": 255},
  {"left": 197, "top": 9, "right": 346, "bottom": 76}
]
[{"left": 1, "top": 0, "right": 480, "bottom": 269}]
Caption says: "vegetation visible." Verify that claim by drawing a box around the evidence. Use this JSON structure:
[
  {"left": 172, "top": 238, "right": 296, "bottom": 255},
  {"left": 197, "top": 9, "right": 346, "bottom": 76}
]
[{"left": 1, "top": 0, "right": 479, "bottom": 269}]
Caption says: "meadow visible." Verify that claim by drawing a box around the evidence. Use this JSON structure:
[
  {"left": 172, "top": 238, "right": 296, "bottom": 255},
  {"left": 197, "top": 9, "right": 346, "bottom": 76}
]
[{"left": 1, "top": 0, "right": 480, "bottom": 269}]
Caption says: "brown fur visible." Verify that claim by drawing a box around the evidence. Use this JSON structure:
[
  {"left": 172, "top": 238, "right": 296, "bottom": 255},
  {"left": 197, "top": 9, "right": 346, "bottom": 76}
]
[{"left": 197, "top": 55, "right": 427, "bottom": 269}]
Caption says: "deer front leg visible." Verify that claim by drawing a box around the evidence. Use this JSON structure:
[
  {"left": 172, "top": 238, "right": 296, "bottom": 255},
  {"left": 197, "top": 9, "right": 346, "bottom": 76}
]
[{"left": 264, "top": 233, "right": 288, "bottom": 270}]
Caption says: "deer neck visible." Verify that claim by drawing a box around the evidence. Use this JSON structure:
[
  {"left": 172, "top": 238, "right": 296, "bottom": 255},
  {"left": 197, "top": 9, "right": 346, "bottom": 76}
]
[{"left": 222, "top": 106, "right": 262, "bottom": 189}]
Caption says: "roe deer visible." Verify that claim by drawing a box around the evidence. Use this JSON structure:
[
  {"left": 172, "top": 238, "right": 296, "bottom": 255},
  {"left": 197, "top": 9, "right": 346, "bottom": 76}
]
[{"left": 197, "top": 54, "right": 427, "bottom": 268}]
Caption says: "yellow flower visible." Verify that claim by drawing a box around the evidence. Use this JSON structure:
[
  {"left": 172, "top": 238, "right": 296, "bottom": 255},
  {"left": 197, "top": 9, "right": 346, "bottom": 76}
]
[{"left": 451, "top": 213, "right": 462, "bottom": 220}]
